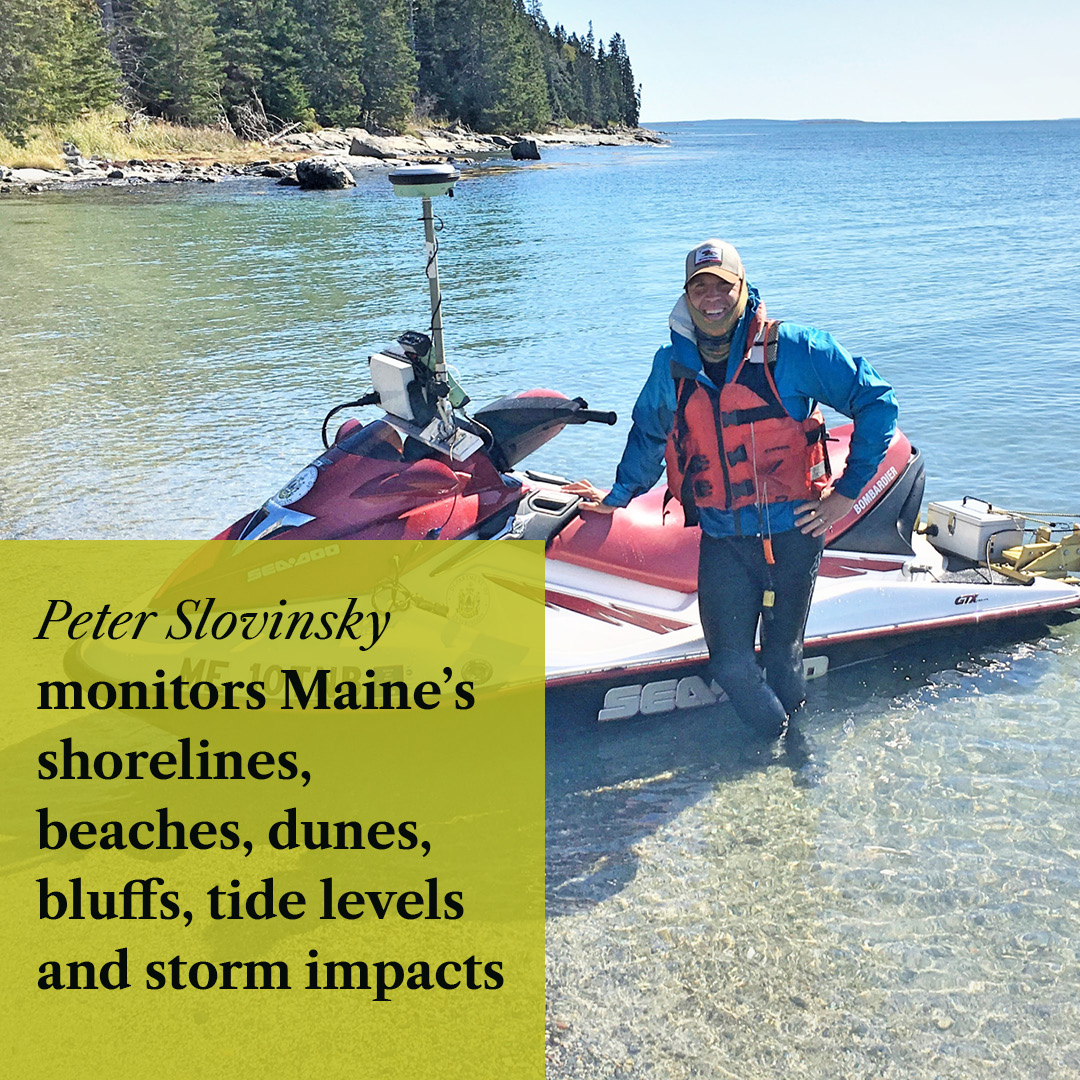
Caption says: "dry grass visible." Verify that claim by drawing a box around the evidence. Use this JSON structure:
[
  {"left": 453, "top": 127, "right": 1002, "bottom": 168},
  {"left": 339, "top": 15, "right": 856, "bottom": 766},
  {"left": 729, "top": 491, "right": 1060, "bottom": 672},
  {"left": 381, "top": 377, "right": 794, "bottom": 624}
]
[{"left": 0, "top": 107, "right": 294, "bottom": 169}]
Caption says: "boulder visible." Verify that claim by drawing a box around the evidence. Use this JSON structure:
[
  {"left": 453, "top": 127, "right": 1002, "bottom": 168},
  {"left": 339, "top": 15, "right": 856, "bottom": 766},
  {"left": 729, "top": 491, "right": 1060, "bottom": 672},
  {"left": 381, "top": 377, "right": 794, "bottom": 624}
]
[
  {"left": 277, "top": 175, "right": 300, "bottom": 186},
  {"left": 490, "top": 135, "right": 515, "bottom": 148},
  {"left": 349, "top": 134, "right": 396, "bottom": 159},
  {"left": 294, "top": 157, "right": 355, "bottom": 189},
  {"left": 510, "top": 138, "right": 540, "bottom": 161},
  {"left": 10, "top": 168, "right": 60, "bottom": 184},
  {"left": 0, "top": 165, "right": 12, "bottom": 182},
  {"left": 107, "top": 169, "right": 125, "bottom": 180},
  {"left": 261, "top": 162, "right": 295, "bottom": 178}
]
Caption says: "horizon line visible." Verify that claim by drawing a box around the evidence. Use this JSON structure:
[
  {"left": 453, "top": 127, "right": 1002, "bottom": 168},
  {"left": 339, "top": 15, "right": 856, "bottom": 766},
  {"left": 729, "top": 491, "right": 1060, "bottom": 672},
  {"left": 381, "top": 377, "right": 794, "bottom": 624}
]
[{"left": 641, "top": 116, "right": 1080, "bottom": 126}]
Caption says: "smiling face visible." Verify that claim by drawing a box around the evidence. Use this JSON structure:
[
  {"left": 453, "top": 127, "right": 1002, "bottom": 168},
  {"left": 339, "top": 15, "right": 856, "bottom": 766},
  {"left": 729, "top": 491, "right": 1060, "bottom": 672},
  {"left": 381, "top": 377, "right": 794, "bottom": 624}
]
[{"left": 685, "top": 272, "right": 742, "bottom": 322}]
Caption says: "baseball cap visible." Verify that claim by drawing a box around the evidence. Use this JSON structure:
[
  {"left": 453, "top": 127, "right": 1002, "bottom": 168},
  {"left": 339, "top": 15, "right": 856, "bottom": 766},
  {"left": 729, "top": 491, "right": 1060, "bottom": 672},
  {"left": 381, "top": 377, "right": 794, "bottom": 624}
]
[{"left": 685, "top": 239, "right": 744, "bottom": 286}]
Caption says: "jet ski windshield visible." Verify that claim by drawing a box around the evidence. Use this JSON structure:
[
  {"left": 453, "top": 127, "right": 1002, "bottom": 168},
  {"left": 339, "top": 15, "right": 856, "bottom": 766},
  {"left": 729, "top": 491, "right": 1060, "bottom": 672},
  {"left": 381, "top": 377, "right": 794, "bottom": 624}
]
[{"left": 336, "top": 418, "right": 436, "bottom": 464}]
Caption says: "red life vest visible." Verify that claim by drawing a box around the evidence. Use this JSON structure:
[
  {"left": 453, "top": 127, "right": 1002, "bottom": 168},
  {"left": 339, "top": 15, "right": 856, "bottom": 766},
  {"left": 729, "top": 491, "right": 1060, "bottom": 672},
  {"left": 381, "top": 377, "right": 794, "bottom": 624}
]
[{"left": 664, "top": 318, "right": 831, "bottom": 525}]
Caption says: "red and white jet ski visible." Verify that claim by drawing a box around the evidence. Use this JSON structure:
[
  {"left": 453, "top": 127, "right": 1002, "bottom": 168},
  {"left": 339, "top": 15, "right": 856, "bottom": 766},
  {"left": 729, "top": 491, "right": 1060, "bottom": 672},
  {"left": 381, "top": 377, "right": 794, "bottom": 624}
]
[
  {"left": 200, "top": 164, "right": 1079, "bottom": 722},
  {"left": 207, "top": 366, "right": 1078, "bottom": 723}
]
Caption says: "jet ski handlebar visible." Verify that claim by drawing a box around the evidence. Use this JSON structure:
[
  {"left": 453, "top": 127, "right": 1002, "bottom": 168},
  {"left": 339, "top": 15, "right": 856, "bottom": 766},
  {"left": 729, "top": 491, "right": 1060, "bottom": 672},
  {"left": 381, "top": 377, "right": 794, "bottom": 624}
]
[{"left": 570, "top": 407, "right": 618, "bottom": 426}]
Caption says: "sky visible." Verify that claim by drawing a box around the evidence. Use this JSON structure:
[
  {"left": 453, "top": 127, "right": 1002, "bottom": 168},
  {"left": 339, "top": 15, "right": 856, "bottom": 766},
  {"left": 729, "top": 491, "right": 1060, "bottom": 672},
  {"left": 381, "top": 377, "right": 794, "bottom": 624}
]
[{"left": 535, "top": 0, "right": 1080, "bottom": 124}]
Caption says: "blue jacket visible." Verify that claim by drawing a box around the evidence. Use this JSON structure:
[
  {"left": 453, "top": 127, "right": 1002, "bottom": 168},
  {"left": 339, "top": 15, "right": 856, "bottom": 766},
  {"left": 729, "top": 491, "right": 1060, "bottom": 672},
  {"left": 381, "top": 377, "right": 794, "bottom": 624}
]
[{"left": 603, "top": 286, "right": 899, "bottom": 537}]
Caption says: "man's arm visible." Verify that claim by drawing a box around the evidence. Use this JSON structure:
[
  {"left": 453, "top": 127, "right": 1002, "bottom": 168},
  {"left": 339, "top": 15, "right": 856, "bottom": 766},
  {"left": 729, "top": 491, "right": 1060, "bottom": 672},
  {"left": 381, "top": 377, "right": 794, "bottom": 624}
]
[
  {"left": 565, "top": 347, "right": 677, "bottom": 511},
  {"left": 781, "top": 325, "right": 898, "bottom": 536},
  {"left": 785, "top": 325, "right": 898, "bottom": 499}
]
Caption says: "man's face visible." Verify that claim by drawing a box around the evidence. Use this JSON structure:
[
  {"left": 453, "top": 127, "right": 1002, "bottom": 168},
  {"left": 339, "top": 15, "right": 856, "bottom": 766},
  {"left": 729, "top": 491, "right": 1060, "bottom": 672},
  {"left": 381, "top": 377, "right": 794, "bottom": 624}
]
[{"left": 686, "top": 272, "right": 741, "bottom": 321}]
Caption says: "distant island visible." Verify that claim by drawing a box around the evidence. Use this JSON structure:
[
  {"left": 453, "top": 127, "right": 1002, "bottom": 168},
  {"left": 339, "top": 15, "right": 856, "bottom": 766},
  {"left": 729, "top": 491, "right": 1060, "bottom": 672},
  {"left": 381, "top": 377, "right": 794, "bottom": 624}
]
[{"left": 0, "top": 0, "right": 640, "bottom": 161}]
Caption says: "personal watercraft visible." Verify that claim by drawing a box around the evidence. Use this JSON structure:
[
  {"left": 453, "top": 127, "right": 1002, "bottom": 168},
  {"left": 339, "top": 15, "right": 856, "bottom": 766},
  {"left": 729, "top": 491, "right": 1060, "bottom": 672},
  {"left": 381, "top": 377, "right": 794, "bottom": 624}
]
[{"left": 183, "top": 167, "right": 1080, "bottom": 722}]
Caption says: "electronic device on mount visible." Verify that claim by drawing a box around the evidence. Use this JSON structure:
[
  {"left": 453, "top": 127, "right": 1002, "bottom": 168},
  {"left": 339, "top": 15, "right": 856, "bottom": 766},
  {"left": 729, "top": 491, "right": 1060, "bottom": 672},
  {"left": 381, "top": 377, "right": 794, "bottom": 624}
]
[
  {"left": 367, "top": 164, "right": 481, "bottom": 458},
  {"left": 368, "top": 331, "right": 468, "bottom": 428}
]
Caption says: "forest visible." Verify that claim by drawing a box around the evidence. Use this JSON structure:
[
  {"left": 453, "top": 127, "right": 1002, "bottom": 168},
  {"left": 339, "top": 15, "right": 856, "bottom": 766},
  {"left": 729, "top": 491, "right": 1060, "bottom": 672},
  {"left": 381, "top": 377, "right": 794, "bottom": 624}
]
[{"left": 0, "top": 0, "right": 640, "bottom": 139}]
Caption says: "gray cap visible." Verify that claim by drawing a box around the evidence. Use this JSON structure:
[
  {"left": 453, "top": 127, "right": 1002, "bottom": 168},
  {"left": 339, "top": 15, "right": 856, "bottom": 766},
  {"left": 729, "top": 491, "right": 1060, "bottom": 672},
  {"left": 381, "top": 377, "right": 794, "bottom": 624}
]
[{"left": 685, "top": 239, "right": 744, "bottom": 286}]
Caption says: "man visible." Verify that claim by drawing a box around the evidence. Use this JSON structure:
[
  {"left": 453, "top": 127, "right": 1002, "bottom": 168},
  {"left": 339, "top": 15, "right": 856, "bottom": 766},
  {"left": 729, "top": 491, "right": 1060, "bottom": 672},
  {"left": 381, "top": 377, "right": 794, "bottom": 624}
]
[{"left": 564, "top": 240, "right": 897, "bottom": 738}]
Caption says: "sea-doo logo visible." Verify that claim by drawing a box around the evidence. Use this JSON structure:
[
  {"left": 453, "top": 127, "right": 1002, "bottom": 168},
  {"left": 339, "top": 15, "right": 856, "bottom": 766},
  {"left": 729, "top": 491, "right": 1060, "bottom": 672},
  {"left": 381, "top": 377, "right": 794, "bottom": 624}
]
[
  {"left": 247, "top": 544, "right": 341, "bottom": 581},
  {"left": 954, "top": 593, "right": 984, "bottom": 606},
  {"left": 599, "top": 675, "right": 724, "bottom": 722},
  {"left": 852, "top": 466, "right": 898, "bottom": 515},
  {"left": 597, "top": 658, "right": 828, "bottom": 721}
]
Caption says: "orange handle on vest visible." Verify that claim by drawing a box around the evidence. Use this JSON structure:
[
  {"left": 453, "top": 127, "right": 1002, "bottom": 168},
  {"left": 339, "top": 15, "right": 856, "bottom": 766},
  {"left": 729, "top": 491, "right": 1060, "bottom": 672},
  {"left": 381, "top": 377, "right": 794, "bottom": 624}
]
[{"left": 762, "top": 537, "right": 775, "bottom": 565}]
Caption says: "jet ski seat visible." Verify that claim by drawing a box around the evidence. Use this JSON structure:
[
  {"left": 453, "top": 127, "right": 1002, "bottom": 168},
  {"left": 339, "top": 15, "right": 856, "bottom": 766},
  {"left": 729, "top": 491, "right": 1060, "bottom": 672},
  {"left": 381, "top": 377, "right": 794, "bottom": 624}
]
[
  {"left": 548, "top": 489, "right": 701, "bottom": 593},
  {"left": 547, "top": 425, "right": 919, "bottom": 591}
]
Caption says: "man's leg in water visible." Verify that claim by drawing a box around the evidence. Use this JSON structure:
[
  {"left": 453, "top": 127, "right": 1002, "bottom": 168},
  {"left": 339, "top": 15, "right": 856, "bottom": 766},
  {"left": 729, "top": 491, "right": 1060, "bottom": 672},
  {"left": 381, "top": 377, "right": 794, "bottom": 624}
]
[
  {"left": 698, "top": 534, "right": 788, "bottom": 738},
  {"left": 759, "top": 529, "right": 824, "bottom": 715}
]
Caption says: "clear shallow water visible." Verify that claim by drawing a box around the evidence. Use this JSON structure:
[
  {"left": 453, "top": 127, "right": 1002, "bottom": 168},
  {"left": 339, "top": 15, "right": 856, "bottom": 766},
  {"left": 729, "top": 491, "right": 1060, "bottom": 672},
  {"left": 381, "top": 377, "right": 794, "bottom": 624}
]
[{"left": 4, "top": 120, "right": 1080, "bottom": 1076}]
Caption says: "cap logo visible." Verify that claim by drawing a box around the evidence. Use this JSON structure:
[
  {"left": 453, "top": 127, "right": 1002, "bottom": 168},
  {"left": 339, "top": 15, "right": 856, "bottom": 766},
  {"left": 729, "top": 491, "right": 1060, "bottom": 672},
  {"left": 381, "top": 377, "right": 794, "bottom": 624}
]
[{"left": 694, "top": 246, "right": 721, "bottom": 266}]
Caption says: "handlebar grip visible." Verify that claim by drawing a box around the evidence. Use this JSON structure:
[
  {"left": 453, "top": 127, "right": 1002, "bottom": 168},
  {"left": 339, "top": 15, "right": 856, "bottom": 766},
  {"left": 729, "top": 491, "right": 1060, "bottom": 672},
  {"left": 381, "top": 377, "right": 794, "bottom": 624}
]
[{"left": 577, "top": 409, "right": 618, "bottom": 425}]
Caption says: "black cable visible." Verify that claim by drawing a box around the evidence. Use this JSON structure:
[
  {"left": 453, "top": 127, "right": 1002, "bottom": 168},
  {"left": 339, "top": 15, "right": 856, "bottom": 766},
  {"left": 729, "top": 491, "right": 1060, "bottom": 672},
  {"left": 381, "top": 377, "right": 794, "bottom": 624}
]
[{"left": 321, "top": 393, "right": 379, "bottom": 448}]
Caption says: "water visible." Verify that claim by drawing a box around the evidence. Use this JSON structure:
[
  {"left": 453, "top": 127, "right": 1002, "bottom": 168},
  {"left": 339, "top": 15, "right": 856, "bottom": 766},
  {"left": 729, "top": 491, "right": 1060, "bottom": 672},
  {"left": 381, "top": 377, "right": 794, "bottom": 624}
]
[{"left": 4, "top": 120, "right": 1080, "bottom": 1076}]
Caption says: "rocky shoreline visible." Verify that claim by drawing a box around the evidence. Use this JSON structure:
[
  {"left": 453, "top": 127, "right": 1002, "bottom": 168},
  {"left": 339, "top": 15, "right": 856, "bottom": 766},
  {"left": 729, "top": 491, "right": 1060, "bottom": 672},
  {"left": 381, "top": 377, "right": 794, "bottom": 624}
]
[{"left": 0, "top": 124, "right": 665, "bottom": 194}]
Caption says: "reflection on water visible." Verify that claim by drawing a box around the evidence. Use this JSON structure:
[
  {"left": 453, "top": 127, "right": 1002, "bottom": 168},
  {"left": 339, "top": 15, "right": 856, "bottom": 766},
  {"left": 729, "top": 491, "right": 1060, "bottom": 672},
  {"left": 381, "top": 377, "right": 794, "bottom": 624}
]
[
  {"left": 4, "top": 120, "right": 1080, "bottom": 1077},
  {"left": 546, "top": 626, "right": 1080, "bottom": 1077}
]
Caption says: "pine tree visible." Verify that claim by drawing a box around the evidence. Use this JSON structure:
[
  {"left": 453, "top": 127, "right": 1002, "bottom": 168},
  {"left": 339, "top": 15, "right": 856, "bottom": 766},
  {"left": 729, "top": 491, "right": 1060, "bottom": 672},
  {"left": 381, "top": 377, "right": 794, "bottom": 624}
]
[
  {"left": 413, "top": 0, "right": 550, "bottom": 132},
  {"left": 293, "top": 0, "right": 367, "bottom": 127},
  {"left": 357, "top": 0, "right": 417, "bottom": 131},
  {"left": 133, "top": 0, "right": 224, "bottom": 124},
  {"left": 216, "top": 0, "right": 313, "bottom": 132},
  {"left": 0, "top": 0, "right": 641, "bottom": 140},
  {"left": 0, "top": 0, "right": 117, "bottom": 137},
  {"left": 610, "top": 32, "right": 639, "bottom": 126}
]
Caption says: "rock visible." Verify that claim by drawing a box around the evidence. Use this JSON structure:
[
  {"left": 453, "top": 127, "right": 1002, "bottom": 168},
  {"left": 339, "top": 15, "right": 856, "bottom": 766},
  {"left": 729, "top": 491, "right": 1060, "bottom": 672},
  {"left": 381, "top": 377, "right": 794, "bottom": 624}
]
[
  {"left": 128, "top": 159, "right": 146, "bottom": 167},
  {"left": 0, "top": 165, "right": 12, "bottom": 182},
  {"left": 510, "top": 138, "right": 540, "bottom": 160},
  {"left": 295, "top": 157, "right": 355, "bottom": 189},
  {"left": 277, "top": 175, "right": 300, "bottom": 186},
  {"left": 261, "top": 163, "right": 295, "bottom": 178},
  {"left": 419, "top": 134, "right": 456, "bottom": 153},
  {"left": 349, "top": 134, "right": 395, "bottom": 159},
  {"left": 10, "top": 168, "right": 60, "bottom": 184},
  {"left": 490, "top": 135, "right": 514, "bottom": 148},
  {"left": 107, "top": 169, "right": 125, "bottom": 180}
]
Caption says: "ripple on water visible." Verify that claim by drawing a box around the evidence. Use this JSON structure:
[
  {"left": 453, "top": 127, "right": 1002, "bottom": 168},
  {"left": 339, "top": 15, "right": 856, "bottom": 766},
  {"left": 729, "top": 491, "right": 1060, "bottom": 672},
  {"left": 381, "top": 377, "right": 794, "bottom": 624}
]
[{"left": 547, "top": 628, "right": 1080, "bottom": 1078}]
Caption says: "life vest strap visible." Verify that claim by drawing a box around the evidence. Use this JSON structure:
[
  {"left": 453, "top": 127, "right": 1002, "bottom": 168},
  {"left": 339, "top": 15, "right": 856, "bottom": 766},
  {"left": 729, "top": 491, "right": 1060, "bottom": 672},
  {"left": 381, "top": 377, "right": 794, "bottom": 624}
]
[{"left": 720, "top": 404, "right": 784, "bottom": 426}]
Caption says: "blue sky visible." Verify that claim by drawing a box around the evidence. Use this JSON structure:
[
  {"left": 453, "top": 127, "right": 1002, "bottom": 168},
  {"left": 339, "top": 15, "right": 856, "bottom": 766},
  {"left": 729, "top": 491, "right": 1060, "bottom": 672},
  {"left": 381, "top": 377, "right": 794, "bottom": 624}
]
[{"left": 536, "top": 0, "right": 1080, "bottom": 123}]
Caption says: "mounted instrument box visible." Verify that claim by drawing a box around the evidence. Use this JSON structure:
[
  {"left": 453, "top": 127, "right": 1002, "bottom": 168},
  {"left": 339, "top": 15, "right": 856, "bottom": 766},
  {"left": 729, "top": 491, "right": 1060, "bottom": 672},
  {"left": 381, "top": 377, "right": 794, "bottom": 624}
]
[{"left": 925, "top": 498, "right": 1024, "bottom": 562}]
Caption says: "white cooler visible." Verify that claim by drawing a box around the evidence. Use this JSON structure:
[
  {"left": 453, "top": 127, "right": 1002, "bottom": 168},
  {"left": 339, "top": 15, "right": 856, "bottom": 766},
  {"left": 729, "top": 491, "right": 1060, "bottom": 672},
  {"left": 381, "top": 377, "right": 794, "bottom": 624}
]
[{"left": 925, "top": 499, "right": 1024, "bottom": 562}]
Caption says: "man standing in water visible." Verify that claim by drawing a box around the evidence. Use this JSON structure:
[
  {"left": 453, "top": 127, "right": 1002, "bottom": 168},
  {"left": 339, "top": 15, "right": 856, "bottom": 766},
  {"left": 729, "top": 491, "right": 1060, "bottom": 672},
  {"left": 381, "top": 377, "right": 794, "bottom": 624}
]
[{"left": 565, "top": 240, "right": 897, "bottom": 739}]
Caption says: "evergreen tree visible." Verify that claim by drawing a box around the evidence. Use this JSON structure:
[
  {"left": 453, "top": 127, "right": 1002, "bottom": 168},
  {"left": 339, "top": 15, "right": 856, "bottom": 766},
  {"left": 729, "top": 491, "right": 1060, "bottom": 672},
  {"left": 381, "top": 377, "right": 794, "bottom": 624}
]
[
  {"left": 610, "top": 31, "right": 639, "bottom": 126},
  {"left": 414, "top": 0, "right": 549, "bottom": 132},
  {"left": 133, "top": 0, "right": 224, "bottom": 124},
  {"left": 216, "top": 0, "right": 313, "bottom": 132},
  {"left": 293, "top": 0, "right": 366, "bottom": 127},
  {"left": 0, "top": 0, "right": 640, "bottom": 140},
  {"left": 357, "top": 0, "right": 417, "bottom": 131},
  {"left": 0, "top": 0, "right": 117, "bottom": 137}
]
